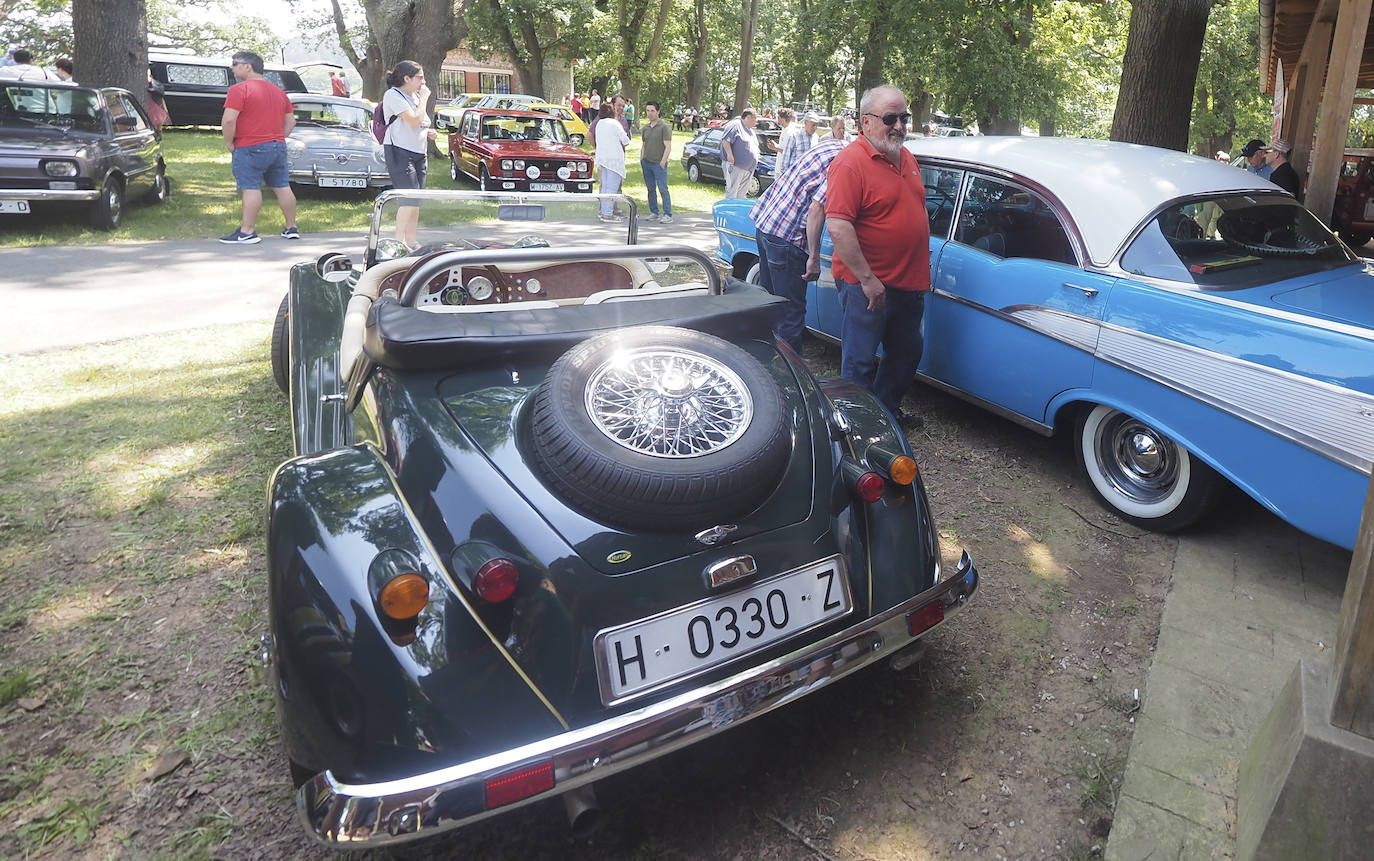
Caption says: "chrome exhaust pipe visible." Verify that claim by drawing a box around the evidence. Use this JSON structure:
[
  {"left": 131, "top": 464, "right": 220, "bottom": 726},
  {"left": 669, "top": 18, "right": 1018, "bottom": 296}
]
[{"left": 562, "top": 784, "right": 602, "bottom": 838}]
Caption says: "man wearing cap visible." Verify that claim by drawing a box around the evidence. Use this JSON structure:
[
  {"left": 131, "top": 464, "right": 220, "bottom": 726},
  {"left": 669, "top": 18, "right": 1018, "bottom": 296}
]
[
  {"left": 1264, "top": 139, "right": 1300, "bottom": 197},
  {"left": 777, "top": 110, "right": 820, "bottom": 177},
  {"left": 1235, "top": 139, "right": 1273, "bottom": 180},
  {"left": 750, "top": 129, "right": 847, "bottom": 353}
]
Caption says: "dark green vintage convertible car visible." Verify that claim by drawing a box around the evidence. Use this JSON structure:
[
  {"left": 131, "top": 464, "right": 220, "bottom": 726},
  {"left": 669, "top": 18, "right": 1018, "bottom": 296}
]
[{"left": 264, "top": 190, "right": 978, "bottom": 848}]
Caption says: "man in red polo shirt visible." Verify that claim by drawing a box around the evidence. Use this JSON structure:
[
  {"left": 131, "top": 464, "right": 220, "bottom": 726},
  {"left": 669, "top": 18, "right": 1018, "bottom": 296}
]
[
  {"left": 219, "top": 50, "right": 299, "bottom": 244},
  {"left": 824, "top": 84, "right": 929, "bottom": 427}
]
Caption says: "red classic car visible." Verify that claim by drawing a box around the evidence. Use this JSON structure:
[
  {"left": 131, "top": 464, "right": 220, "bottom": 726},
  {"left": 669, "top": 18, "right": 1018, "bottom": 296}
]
[
  {"left": 446, "top": 109, "right": 592, "bottom": 193},
  {"left": 1332, "top": 147, "right": 1374, "bottom": 248}
]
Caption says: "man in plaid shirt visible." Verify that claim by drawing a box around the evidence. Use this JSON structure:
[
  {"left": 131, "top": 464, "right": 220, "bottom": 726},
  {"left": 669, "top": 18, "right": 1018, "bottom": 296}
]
[
  {"left": 749, "top": 133, "right": 846, "bottom": 353},
  {"left": 776, "top": 110, "right": 821, "bottom": 177}
]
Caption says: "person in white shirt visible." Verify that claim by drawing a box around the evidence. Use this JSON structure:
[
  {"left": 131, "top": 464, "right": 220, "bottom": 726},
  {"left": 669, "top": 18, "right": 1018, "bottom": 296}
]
[
  {"left": 593, "top": 102, "right": 630, "bottom": 220},
  {"left": 381, "top": 60, "right": 437, "bottom": 249},
  {"left": 0, "top": 48, "right": 57, "bottom": 81}
]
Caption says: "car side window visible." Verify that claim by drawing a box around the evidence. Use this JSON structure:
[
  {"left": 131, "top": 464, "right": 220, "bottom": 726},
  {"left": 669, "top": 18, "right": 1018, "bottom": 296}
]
[
  {"left": 104, "top": 91, "right": 129, "bottom": 124},
  {"left": 117, "top": 94, "right": 148, "bottom": 131},
  {"left": 955, "top": 176, "right": 1076, "bottom": 264},
  {"left": 166, "top": 63, "right": 229, "bottom": 87},
  {"left": 705, "top": 130, "right": 722, "bottom": 147},
  {"left": 462, "top": 112, "right": 478, "bottom": 138},
  {"left": 920, "top": 165, "right": 963, "bottom": 239}
]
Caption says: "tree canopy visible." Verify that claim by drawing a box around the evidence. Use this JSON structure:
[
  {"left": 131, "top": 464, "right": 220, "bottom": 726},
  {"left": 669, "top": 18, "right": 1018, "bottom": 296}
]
[{"left": 1, "top": 0, "right": 1279, "bottom": 153}]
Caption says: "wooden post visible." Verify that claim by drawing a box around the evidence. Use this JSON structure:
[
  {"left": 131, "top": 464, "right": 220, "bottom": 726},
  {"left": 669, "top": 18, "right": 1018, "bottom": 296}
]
[
  {"left": 1305, "top": 0, "right": 1373, "bottom": 224},
  {"left": 1329, "top": 471, "right": 1374, "bottom": 735},
  {"left": 1286, "top": 20, "right": 1334, "bottom": 195}
]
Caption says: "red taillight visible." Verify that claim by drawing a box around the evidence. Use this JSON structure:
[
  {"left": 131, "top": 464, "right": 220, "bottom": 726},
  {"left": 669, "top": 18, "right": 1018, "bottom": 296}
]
[
  {"left": 485, "top": 760, "right": 554, "bottom": 809},
  {"left": 855, "top": 471, "right": 886, "bottom": 503},
  {"left": 906, "top": 601, "right": 944, "bottom": 636},
  {"left": 474, "top": 558, "right": 519, "bottom": 602}
]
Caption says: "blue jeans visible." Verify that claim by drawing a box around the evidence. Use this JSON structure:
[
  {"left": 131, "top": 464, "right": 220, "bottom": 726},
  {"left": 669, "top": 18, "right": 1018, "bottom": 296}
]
[
  {"left": 231, "top": 141, "right": 288, "bottom": 189},
  {"left": 641, "top": 159, "right": 671, "bottom": 216},
  {"left": 756, "top": 229, "right": 808, "bottom": 353},
  {"left": 837, "top": 278, "right": 926, "bottom": 415},
  {"left": 598, "top": 168, "right": 622, "bottom": 216}
]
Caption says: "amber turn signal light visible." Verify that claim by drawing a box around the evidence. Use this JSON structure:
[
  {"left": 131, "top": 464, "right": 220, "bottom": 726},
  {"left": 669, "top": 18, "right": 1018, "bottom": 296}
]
[
  {"left": 379, "top": 573, "right": 429, "bottom": 620},
  {"left": 888, "top": 455, "right": 918, "bottom": 485},
  {"left": 866, "top": 443, "right": 919, "bottom": 485}
]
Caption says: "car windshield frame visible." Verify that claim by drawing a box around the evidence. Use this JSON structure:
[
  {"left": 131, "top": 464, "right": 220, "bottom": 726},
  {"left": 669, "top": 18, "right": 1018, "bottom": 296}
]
[
  {"left": 1119, "top": 193, "right": 1359, "bottom": 291},
  {"left": 0, "top": 84, "right": 105, "bottom": 134}
]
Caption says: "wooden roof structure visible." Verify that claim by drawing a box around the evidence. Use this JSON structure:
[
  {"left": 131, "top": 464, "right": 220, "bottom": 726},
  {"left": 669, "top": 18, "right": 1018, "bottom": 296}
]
[{"left": 1258, "top": 0, "right": 1374, "bottom": 225}]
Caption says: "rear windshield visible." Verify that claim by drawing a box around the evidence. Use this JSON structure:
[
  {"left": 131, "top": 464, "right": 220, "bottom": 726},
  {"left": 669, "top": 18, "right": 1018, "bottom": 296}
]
[
  {"left": 291, "top": 99, "right": 370, "bottom": 132},
  {"left": 1120, "top": 194, "right": 1357, "bottom": 290},
  {"left": 0, "top": 84, "right": 104, "bottom": 133}
]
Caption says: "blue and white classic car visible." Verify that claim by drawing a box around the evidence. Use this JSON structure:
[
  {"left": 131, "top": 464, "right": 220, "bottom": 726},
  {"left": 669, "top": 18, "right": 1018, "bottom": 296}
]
[{"left": 715, "top": 137, "right": 1374, "bottom": 550}]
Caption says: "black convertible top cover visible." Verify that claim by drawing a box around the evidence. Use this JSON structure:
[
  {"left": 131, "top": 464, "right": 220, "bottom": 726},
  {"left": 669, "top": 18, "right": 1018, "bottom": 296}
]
[{"left": 363, "top": 278, "right": 787, "bottom": 370}]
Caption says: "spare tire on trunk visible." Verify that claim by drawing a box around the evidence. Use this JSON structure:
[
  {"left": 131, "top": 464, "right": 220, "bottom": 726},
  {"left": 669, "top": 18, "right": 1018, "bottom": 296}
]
[{"left": 529, "top": 326, "right": 790, "bottom": 531}]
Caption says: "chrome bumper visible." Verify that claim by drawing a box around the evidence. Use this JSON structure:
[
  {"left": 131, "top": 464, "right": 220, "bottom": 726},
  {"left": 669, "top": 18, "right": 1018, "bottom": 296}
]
[
  {"left": 298, "top": 550, "right": 978, "bottom": 847},
  {"left": 0, "top": 188, "right": 98, "bottom": 202}
]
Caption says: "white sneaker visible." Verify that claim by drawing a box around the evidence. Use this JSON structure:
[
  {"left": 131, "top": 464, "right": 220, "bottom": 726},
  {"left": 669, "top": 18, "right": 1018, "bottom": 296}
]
[{"left": 659, "top": 214, "right": 673, "bottom": 224}]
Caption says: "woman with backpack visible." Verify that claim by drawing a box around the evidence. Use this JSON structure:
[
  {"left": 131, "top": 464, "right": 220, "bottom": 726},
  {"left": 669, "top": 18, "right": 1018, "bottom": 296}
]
[{"left": 380, "top": 61, "right": 436, "bottom": 250}]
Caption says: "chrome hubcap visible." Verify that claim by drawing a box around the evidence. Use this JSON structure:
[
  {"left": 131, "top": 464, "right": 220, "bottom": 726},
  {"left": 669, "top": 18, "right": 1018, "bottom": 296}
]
[
  {"left": 586, "top": 348, "right": 752, "bottom": 458},
  {"left": 1095, "top": 414, "right": 1179, "bottom": 503}
]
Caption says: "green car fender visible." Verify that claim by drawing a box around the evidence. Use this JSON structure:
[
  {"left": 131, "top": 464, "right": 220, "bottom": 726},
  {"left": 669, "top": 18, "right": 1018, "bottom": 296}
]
[{"left": 267, "top": 444, "right": 568, "bottom": 785}]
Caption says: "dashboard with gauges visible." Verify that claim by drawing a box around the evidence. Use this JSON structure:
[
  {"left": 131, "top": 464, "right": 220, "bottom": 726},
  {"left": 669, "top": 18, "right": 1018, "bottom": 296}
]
[{"left": 382, "top": 257, "right": 642, "bottom": 308}]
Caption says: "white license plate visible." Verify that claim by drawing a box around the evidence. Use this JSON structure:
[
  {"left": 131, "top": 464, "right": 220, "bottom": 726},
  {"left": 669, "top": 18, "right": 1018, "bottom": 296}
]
[
  {"left": 595, "top": 556, "right": 852, "bottom": 702},
  {"left": 1364, "top": 199, "right": 1374, "bottom": 221},
  {"left": 0, "top": 200, "right": 31, "bottom": 214},
  {"left": 319, "top": 176, "right": 366, "bottom": 188},
  {"left": 530, "top": 182, "right": 564, "bottom": 192}
]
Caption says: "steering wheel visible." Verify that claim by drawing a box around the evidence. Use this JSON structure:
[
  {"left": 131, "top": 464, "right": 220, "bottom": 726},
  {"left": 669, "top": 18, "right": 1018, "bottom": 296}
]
[{"left": 1217, "top": 213, "right": 1328, "bottom": 258}]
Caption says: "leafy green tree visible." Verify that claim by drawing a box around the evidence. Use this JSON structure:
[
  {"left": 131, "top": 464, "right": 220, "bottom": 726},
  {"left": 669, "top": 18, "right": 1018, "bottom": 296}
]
[
  {"left": 1189, "top": 0, "right": 1268, "bottom": 156},
  {"left": 466, "top": 0, "right": 595, "bottom": 100},
  {"left": 0, "top": 0, "right": 72, "bottom": 62}
]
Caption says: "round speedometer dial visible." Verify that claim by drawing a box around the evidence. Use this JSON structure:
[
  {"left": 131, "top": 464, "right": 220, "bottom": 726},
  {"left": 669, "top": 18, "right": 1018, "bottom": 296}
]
[{"left": 466, "top": 275, "right": 495, "bottom": 301}]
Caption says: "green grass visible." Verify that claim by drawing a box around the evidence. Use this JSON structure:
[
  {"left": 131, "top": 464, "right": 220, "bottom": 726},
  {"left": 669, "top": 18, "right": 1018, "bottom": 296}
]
[
  {"left": 0, "top": 322, "right": 291, "bottom": 858},
  {"left": 2, "top": 128, "right": 730, "bottom": 247}
]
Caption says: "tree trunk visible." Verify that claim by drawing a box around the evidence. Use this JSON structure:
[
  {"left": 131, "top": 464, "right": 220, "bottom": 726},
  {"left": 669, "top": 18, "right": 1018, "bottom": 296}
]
[
  {"left": 329, "top": 0, "right": 385, "bottom": 101},
  {"left": 361, "top": 0, "right": 469, "bottom": 113},
  {"left": 615, "top": 0, "right": 672, "bottom": 109},
  {"left": 686, "top": 0, "right": 709, "bottom": 109},
  {"left": 72, "top": 0, "right": 147, "bottom": 98},
  {"left": 855, "top": 19, "right": 885, "bottom": 107},
  {"left": 733, "top": 0, "right": 759, "bottom": 113},
  {"left": 1110, "top": 0, "right": 1213, "bottom": 150}
]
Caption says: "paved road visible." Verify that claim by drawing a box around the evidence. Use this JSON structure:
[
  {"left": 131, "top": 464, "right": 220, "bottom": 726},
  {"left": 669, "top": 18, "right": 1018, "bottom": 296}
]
[{"left": 0, "top": 212, "right": 719, "bottom": 356}]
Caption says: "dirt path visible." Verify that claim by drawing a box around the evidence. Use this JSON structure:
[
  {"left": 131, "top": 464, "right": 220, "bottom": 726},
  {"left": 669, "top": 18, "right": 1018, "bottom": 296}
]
[{"left": 2, "top": 333, "right": 1175, "bottom": 860}]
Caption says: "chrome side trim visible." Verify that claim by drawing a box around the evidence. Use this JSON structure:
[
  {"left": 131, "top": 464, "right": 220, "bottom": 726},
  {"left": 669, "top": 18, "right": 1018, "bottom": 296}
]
[
  {"left": 0, "top": 189, "right": 100, "bottom": 202},
  {"left": 716, "top": 226, "right": 755, "bottom": 242},
  {"left": 931, "top": 289, "right": 1102, "bottom": 355},
  {"left": 1095, "top": 323, "right": 1374, "bottom": 474},
  {"left": 915, "top": 373, "right": 1054, "bottom": 436},
  {"left": 298, "top": 552, "right": 978, "bottom": 847}
]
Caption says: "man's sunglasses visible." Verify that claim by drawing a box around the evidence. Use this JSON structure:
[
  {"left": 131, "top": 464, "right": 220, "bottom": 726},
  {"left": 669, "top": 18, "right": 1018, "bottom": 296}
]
[{"left": 864, "top": 111, "right": 912, "bottom": 126}]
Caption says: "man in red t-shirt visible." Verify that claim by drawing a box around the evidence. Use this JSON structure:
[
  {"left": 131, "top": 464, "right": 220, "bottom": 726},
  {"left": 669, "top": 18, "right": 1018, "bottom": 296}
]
[
  {"left": 824, "top": 84, "right": 929, "bottom": 426},
  {"left": 219, "top": 51, "right": 299, "bottom": 244}
]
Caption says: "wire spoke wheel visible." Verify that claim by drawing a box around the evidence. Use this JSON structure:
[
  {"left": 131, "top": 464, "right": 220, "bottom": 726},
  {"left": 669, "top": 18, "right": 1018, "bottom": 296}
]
[{"left": 585, "top": 348, "right": 752, "bottom": 458}]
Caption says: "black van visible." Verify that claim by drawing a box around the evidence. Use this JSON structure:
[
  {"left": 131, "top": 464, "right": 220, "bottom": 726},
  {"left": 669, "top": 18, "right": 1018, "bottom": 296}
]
[{"left": 149, "top": 53, "right": 308, "bottom": 127}]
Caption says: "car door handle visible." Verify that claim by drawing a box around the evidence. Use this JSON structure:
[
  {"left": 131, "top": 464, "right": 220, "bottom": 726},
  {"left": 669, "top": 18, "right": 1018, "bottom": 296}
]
[{"left": 1061, "top": 282, "right": 1099, "bottom": 298}]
